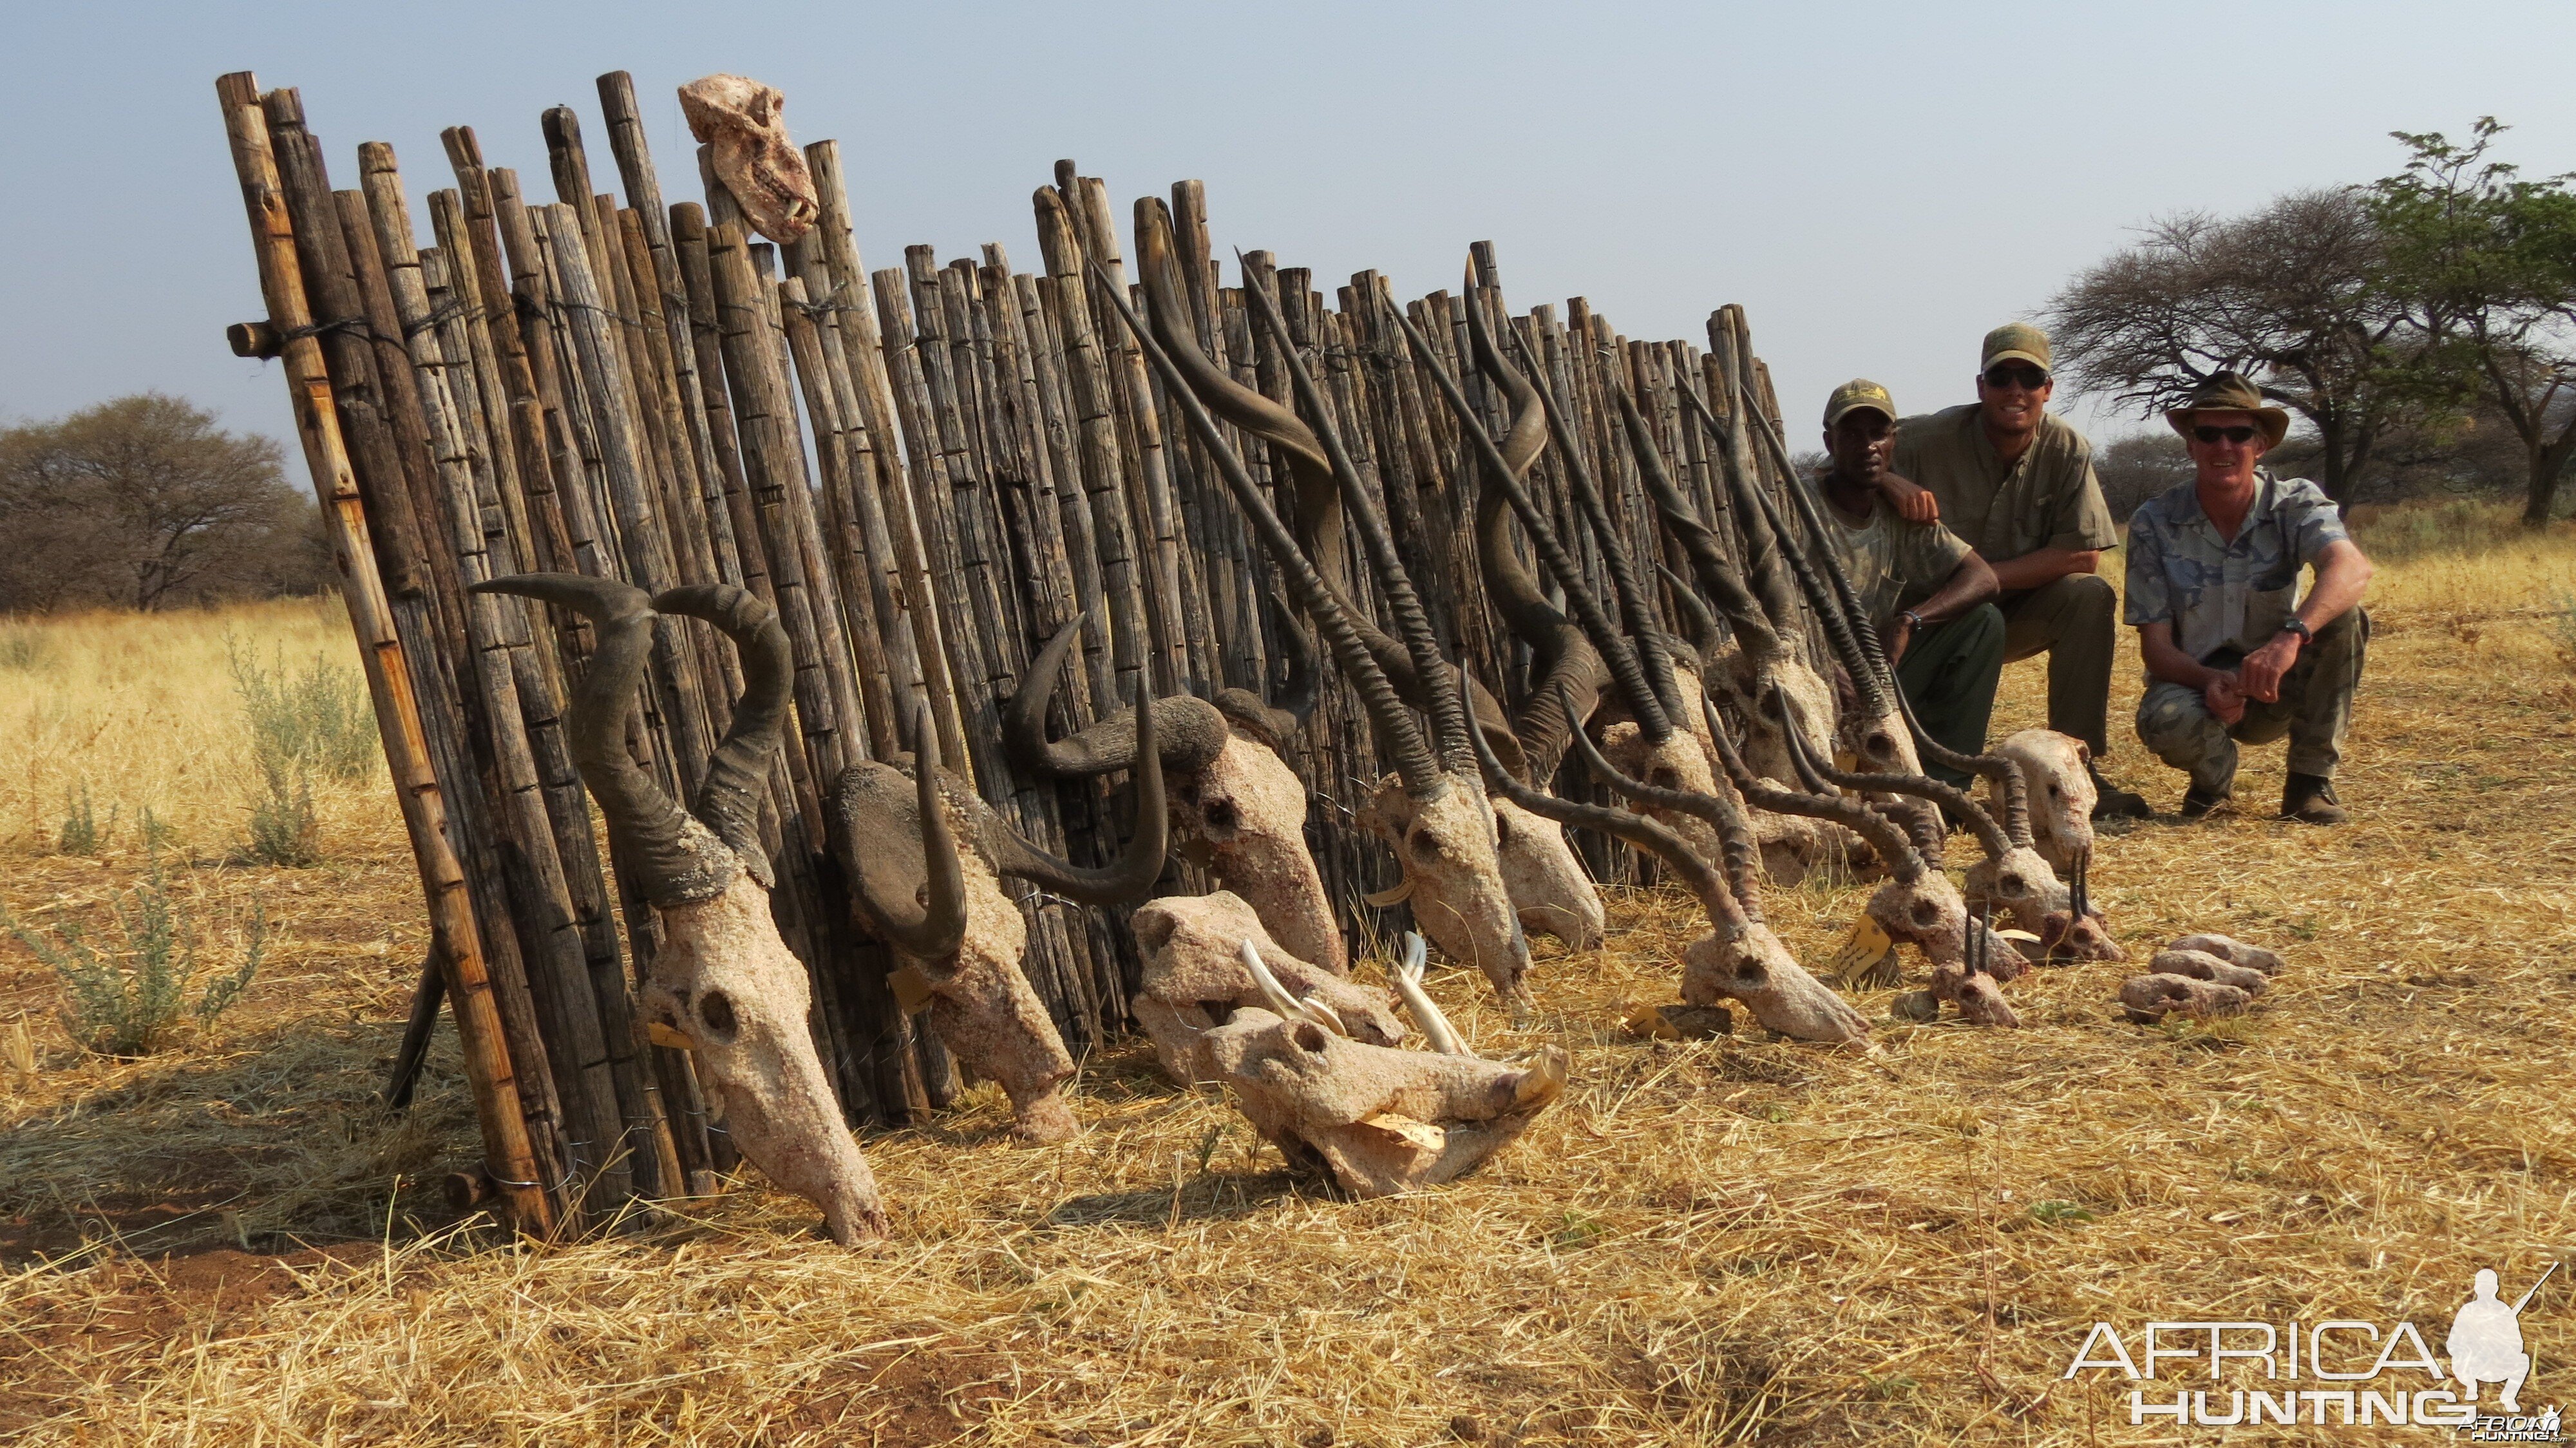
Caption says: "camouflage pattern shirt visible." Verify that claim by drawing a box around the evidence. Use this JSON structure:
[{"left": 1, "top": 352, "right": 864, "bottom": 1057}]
[
  {"left": 1819, "top": 484, "right": 1974, "bottom": 624},
  {"left": 2122, "top": 470, "right": 2350, "bottom": 663}
]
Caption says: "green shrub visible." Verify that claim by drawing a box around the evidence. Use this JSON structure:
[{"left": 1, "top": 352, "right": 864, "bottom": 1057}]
[
  {"left": 2, "top": 857, "right": 265, "bottom": 1056},
  {"left": 0, "top": 622, "right": 50, "bottom": 672},
  {"left": 56, "top": 783, "right": 115, "bottom": 857},
  {"left": 227, "top": 638, "right": 379, "bottom": 783},
  {"left": 243, "top": 756, "right": 320, "bottom": 868}
]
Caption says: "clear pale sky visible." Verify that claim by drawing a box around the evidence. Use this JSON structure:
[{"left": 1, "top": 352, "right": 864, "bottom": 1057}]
[{"left": 9, "top": 1, "right": 2572, "bottom": 469}]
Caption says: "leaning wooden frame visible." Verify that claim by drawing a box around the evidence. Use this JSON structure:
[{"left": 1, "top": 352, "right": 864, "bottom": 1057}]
[{"left": 214, "top": 65, "right": 1834, "bottom": 1235}]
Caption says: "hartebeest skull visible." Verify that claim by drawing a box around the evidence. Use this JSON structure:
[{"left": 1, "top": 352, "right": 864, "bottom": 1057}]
[
  {"left": 831, "top": 698, "right": 1166, "bottom": 1143},
  {"left": 1009, "top": 614, "right": 1344, "bottom": 975},
  {"left": 677, "top": 74, "right": 819, "bottom": 244},
  {"left": 471, "top": 575, "right": 882, "bottom": 1243}
]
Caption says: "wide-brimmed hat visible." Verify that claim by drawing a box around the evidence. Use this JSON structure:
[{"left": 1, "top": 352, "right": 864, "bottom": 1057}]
[{"left": 2165, "top": 370, "right": 2291, "bottom": 448}]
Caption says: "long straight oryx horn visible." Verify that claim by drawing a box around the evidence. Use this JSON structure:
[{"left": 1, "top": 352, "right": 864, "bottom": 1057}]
[
  {"left": 1390, "top": 933, "right": 1472, "bottom": 1058},
  {"left": 1095, "top": 260, "right": 1447, "bottom": 801},
  {"left": 469, "top": 573, "right": 739, "bottom": 906}
]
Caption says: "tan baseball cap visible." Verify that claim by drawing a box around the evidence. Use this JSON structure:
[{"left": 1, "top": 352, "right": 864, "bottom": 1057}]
[
  {"left": 1823, "top": 378, "right": 1897, "bottom": 429},
  {"left": 1981, "top": 322, "right": 2052, "bottom": 377}
]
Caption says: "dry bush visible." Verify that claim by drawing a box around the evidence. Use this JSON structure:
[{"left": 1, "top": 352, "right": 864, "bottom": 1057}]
[{"left": 0, "top": 508, "right": 2570, "bottom": 1445}]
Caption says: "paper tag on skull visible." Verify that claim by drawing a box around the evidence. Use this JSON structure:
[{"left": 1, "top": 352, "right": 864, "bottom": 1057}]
[
  {"left": 888, "top": 964, "right": 936, "bottom": 1016},
  {"left": 647, "top": 1020, "right": 697, "bottom": 1052},
  {"left": 1826, "top": 914, "right": 1893, "bottom": 982}
]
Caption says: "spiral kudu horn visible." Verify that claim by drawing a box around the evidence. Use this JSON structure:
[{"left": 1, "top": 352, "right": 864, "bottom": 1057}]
[
  {"left": 469, "top": 573, "right": 739, "bottom": 905},
  {"left": 1093, "top": 260, "right": 1445, "bottom": 801}
]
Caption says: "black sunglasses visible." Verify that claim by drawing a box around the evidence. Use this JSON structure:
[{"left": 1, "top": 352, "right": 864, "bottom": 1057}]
[
  {"left": 2193, "top": 425, "right": 2259, "bottom": 445},
  {"left": 1982, "top": 364, "right": 2048, "bottom": 390}
]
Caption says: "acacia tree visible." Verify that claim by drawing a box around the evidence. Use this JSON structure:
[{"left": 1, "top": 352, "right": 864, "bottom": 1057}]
[
  {"left": 0, "top": 394, "right": 323, "bottom": 612},
  {"left": 2044, "top": 188, "right": 2436, "bottom": 508},
  {"left": 2370, "top": 119, "right": 2576, "bottom": 526}
]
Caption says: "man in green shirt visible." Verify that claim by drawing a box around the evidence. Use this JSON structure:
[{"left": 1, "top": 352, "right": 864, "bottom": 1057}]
[
  {"left": 1885, "top": 323, "right": 2151, "bottom": 819},
  {"left": 1815, "top": 380, "right": 2001, "bottom": 785}
]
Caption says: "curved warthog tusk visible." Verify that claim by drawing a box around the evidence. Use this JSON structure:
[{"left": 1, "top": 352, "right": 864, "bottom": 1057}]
[
  {"left": 1361, "top": 877, "right": 1416, "bottom": 908},
  {"left": 1390, "top": 932, "right": 1473, "bottom": 1058},
  {"left": 1297, "top": 993, "right": 1350, "bottom": 1037},
  {"left": 1242, "top": 940, "right": 1343, "bottom": 1035}
]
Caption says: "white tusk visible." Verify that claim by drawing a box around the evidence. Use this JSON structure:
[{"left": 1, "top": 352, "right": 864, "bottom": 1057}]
[
  {"left": 1297, "top": 993, "right": 1350, "bottom": 1037},
  {"left": 1389, "top": 932, "right": 1473, "bottom": 1058},
  {"left": 1361, "top": 877, "right": 1416, "bottom": 908},
  {"left": 1241, "top": 939, "right": 1340, "bottom": 1034}
]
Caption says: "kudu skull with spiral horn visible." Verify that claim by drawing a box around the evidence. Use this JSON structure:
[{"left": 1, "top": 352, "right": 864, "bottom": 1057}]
[
  {"left": 1099, "top": 233, "right": 1542, "bottom": 1018},
  {"left": 470, "top": 575, "right": 884, "bottom": 1243}
]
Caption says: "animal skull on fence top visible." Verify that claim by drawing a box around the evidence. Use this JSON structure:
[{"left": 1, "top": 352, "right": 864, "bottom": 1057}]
[{"left": 678, "top": 74, "right": 818, "bottom": 244}]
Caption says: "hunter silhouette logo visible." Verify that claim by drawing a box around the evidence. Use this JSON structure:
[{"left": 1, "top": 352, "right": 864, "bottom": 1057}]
[{"left": 2062, "top": 1260, "right": 2561, "bottom": 1433}]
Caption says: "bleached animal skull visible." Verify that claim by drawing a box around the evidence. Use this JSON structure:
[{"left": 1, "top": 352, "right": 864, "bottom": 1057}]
[
  {"left": 1993, "top": 729, "right": 2096, "bottom": 876},
  {"left": 1189, "top": 933, "right": 1567, "bottom": 1197},
  {"left": 1361, "top": 777, "right": 1537, "bottom": 1017},
  {"left": 472, "top": 575, "right": 883, "bottom": 1243},
  {"left": 1130, "top": 891, "right": 1405, "bottom": 1083},
  {"left": 832, "top": 696, "right": 1167, "bottom": 1144},
  {"left": 677, "top": 74, "right": 819, "bottom": 244},
  {"left": 1009, "top": 616, "right": 1343, "bottom": 973},
  {"left": 2118, "top": 973, "right": 2251, "bottom": 1022}
]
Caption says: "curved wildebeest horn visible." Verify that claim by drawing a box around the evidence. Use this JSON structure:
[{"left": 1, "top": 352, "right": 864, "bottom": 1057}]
[
  {"left": 1095, "top": 259, "right": 1446, "bottom": 801},
  {"left": 1213, "top": 583, "right": 1319, "bottom": 750},
  {"left": 1461, "top": 667, "right": 1739, "bottom": 926},
  {"left": 1505, "top": 325, "right": 1685, "bottom": 729},
  {"left": 1452, "top": 285, "right": 1669, "bottom": 744},
  {"left": 983, "top": 682, "right": 1171, "bottom": 905},
  {"left": 468, "top": 573, "right": 737, "bottom": 906},
  {"left": 853, "top": 702, "right": 971, "bottom": 960},
  {"left": 1888, "top": 678, "right": 2034, "bottom": 848},
  {"left": 1616, "top": 385, "right": 1781, "bottom": 666},
  {"left": 1005, "top": 612, "right": 1231, "bottom": 781},
  {"left": 1560, "top": 683, "right": 1766, "bottom": 924},
  {"left": 652, "top": 584, "right": 787, "bottom": 886},
  {"left": 1709, "top": 695, "right": 1925, "bottom": 886},
  {"left": 1225, "top": 241, "right": 1472, "bottom": 773}
]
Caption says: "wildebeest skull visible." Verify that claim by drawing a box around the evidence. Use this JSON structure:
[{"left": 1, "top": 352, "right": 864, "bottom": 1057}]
[
  {"left": 471, "top": 575, "right": 883, "bottom": 1243},
  {"left": 831, "top": 698, "right": 1166, "bottom": 1143},
  {"left": 677, "top": 73, "right": 819, "bottom": 244}
]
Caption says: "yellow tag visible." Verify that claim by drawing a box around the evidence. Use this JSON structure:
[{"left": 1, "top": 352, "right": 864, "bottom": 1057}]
[
  {"left": 1834, "top": 749, "right": 1858, "bottom": 774},
  {"left": 647, "top": 1021, "right": 697, "bottom": 1052},
  {"left": 888, "top": 964, "right": 937, "bottom": 1016},
  {"left": 1826, "top": 913, "right": 1894, "bottom": 984}
]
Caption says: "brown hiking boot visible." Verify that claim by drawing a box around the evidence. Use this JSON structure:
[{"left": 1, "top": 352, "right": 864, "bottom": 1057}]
[
  {"left": 2179, "top": 785, "right": 2232, "bottom": 821},
  {"left": 2088, "top": 762, "right": 2152, "bottom": 821},
  {"left": 2282, "top": 773, "right": 2347, "bottom": 825}
]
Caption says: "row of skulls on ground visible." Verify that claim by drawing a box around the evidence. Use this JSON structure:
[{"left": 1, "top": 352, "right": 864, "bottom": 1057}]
[{"left": 468, "top": 79, "right": 2282, "bottom": 1242}]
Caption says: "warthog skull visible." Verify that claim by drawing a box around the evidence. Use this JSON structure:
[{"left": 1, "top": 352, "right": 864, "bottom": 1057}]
[
  {"left": 473, "top": 575, "right": 883, "bottom": 1243},
  {"left": 677, "top": 73, "right": 818, "bottom": 244},
  {"left": 1130, "top": 891, "right": 1405, "bottom": 1082},
  {"left": 833, "top": 698, "right": 1166, "bottom": 1143}
]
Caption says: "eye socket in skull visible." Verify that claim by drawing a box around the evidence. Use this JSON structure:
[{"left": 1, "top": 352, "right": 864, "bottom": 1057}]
[
  {"left": 1293, "top": 1021, "right": 1330, "bottom": 1054},
  {"left": 2001, "top": 873, "right": 2027, "bottom": 896},
  {"left": 1647, "top": 767, "right": 1678, "bottom": 790},
  {"left": 1911, "top": 899, "right": 1938, "bottom": 928},
  {"left": 1200, "top": 795, "right": 1239, "bottom": 836},
  {"left": 1409, "top": 828, "right": 1442, "bottom": 864},
  {"left": 698, "top": 989, "right": 739, "bottom": 1043}
]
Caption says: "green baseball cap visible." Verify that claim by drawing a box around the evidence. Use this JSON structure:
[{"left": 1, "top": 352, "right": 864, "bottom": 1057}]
[
  {"left": 1981, "top": 322, "right": 2052, "bottom": 377},
  {"left": 1823, "top": 378, "right": 1897, "bottom": 429}
]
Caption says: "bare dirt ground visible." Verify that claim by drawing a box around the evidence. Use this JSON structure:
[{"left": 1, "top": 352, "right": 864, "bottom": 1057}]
[{"left": 2, "top": 502, "right": 2571, "bottom": 1445}]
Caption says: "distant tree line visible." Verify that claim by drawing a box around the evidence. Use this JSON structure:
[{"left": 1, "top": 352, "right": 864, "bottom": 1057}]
[
  {"left": 2048, "top": 119, "right": 2576, "bottom": 524},
  {"left": 0, "top": 394, "right": 329, "bottom": 613}
]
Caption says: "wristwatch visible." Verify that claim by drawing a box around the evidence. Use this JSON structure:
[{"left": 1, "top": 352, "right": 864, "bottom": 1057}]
[
  {"left": 1899, "top": 609, "right": 1926, "bottom": 632},
  {"left": 2277, "top": 616, "right": 2313, "bottom": 643}
]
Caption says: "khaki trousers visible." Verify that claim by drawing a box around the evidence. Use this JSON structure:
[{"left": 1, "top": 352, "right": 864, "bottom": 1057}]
[{"left": 1998, "top": 573, "right": 2117, "bottom": 757}]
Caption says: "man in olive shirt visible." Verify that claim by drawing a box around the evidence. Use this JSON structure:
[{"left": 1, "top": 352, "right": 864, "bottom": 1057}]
[
  {"left": 1885, "top": 323, "right": 2151, "bottom": 819},
  {"left": 1816, "top": 380, "right": 2001, "bottom": 785}
]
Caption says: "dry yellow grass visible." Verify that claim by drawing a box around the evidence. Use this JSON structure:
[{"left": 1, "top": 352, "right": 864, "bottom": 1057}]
[{"left": 3, "top": 500, "right": 2572, "bottom": 1445}]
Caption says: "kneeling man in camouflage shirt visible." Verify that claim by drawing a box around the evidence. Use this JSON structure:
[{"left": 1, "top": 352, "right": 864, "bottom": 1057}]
[{"left": 2125, "top": 372, "right": 2374, "bottom": 824}]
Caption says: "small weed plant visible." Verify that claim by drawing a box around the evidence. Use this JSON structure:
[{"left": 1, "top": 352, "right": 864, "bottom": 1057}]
[
  {"left": 2, "top": 855, "right": 265, "bottom": 1056},
  {"left": 227, "top": 638, "right": 376, "bottom": 865},
  {"left": 0, "top": 620, "right": 50, "bottom": 672},
  {"left": 57, "top": 783, "right": 115, "bottom": 857}
]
